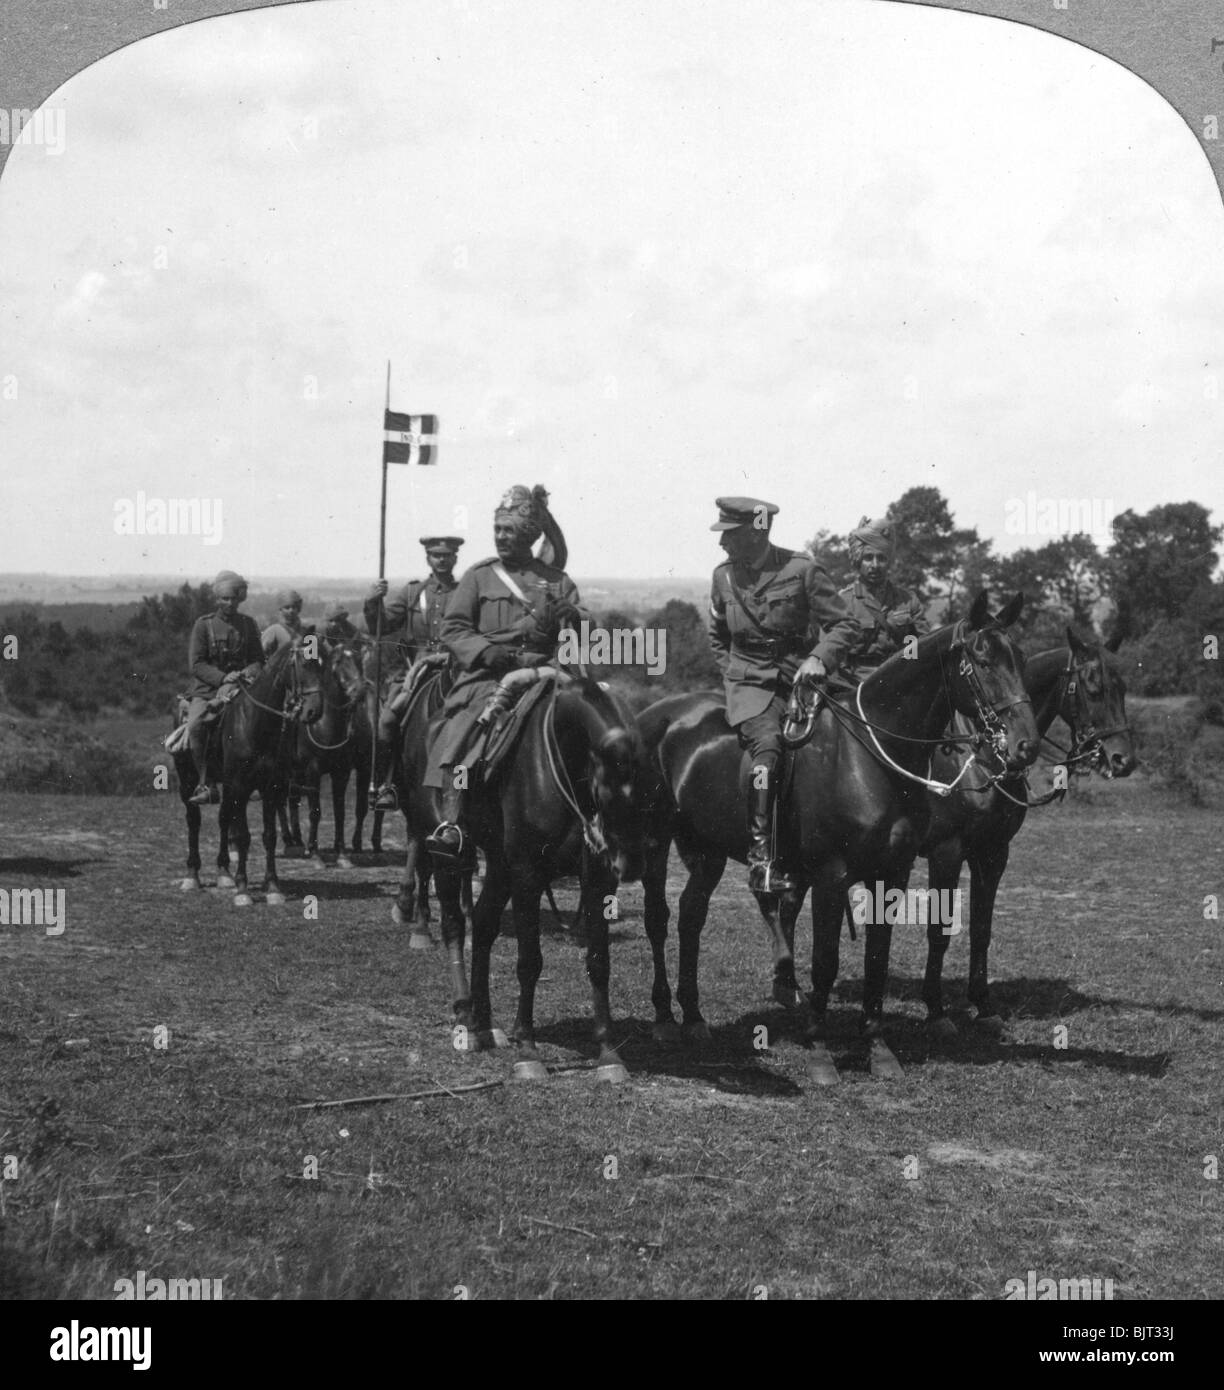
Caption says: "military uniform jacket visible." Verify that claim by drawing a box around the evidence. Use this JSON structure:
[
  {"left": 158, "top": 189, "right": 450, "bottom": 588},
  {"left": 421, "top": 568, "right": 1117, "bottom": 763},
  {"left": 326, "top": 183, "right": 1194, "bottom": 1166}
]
[
  {"left": 837, "top": 577, "right": 930, "bottom": 679},
  {"left": 364, "top": 574, "right": 459, "bottom": 662},
  {"left": 260, "top": 619, "right": 315, "bottom": 656},
  {"left": 188, "top": 612, "right": 264, "bottom": 698},
  {"left": 424, "top": 555, "right": 585, "bottom": 781},
  {"left": 709, "top": 545, "right": 861, "bottom": 725}
]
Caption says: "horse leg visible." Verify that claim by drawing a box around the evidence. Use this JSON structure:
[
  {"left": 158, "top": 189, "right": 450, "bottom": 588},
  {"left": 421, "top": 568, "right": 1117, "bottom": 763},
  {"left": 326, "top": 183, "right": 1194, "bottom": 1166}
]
[
  {"left": 417, "top": 863, "right": 434, "bottom": 926},
  {"left": 434, "top": 863, "right": 473, "bottom": 1030},
  {"left": 333, "top": 766, "right": 354, "bottom": 869},
  {"left": 263, "top": 789, "right": 286, "bottom": 905},
  {"left": 468, "top": 852, "right": 511, "bottom": 1050},
  {"left": 967, "top": 844, "right": 1010, "bottom": 1035},
  {"left": 461, "top": 866, "right": 475, "bottom": 918},
  {"left": 581, "top": 855, "right": 628, "bottom": 1080},
  {"left": 862, "top": 873, "right": 904, "bottom": 1080},
  {"left": 508, "top": 864, "right": 550, "bottom": 1081},
  {"left": 675, "top": 846, "right": 726, "bottom": 1042},
  {"left": 351, "top": 763, "right": 368, "bottom": 855},
  {"left": 228, "top": 788, "right": 254, "bottom": 906},
  {"left": 288, "top": 791, "right": 304, "bottom": 848},
  {"left": 306, "top": 780, "right": 325, "bottom": 869},
  {"left": 393, "top": 836, "right": 434, "bottom": 950},
  {"left": 805, "top": 875, "right": 845, "bottom": 1085},
  {"left": 372, "top": 807, "right": 384, "bottom": 855},
  {"left": 181, "top": 798, "right": 203, "bottom": 891},
  {"left": 215, "top": 784, "right": 236, "bottom": 890},
  {"left": 276, "top": 797, "right": 294, "bottom": 854},
  {"left": 642, "top": 839, "right": 680, "bottom": 1043},
  {"left": 760, "top": 885, "right": 805, "bottom": 1009},
  {"left": 923, "top": 848, "right": 964, "bottom": 1038}
]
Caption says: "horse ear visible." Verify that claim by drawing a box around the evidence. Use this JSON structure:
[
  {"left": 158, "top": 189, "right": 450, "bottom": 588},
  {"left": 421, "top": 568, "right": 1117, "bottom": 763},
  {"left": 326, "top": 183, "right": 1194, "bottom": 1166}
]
[
  {"left": 995, "top": 591, "right": 1024, "bottom": 629},
  {"left": 967, "top": 590, "right": 991, "bottom": 630}
]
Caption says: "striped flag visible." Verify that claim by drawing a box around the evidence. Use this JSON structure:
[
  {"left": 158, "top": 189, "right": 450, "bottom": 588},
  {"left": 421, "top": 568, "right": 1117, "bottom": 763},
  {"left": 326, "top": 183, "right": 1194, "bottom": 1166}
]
[{"left": 383, "top": 409, "right": 438, "bottom": 465}]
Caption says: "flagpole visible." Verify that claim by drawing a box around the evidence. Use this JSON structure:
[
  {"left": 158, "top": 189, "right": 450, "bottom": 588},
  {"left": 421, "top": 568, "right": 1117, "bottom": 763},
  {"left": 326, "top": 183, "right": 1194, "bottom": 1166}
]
[{"left": 370, "top": 360, "right": 390, "bottom": 798}]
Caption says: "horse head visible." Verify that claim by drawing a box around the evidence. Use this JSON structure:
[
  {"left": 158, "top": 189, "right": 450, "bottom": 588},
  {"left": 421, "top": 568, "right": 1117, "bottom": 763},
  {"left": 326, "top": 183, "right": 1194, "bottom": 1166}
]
[
  {"left": 946, "top": 591, "right": 1039, "bottom": 774},
  {"left": 279, "top": 637, "right": 326, "bottom": 725},
  {"left": 557, "top": 679, "right": 651, "bottom": 885},
  {"left": 323, "top": 638, "right": 368, "bottom": 709},
  {"left": 1064, "top": 627, "right": 1136, "bottom": 778}
]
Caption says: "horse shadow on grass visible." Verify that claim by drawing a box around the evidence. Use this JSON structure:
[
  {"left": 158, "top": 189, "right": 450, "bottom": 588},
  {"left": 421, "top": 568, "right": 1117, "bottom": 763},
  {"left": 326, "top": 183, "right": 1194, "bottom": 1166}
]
[
  {"left": 0, "top": 857, "right": 101, "bottom": 878},
  {"left": 527, "top": 1011, "right": 806, "bottom": 1098}
]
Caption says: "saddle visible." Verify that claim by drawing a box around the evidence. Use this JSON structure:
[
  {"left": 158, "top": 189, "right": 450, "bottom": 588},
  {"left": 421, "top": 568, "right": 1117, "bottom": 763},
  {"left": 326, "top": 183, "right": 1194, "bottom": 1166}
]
[
  {"left": 471, "top": 673, "right": 559, "bottom": 784},
  {"left": 164, "top": 686, "right": 239, "bottom": 760}
]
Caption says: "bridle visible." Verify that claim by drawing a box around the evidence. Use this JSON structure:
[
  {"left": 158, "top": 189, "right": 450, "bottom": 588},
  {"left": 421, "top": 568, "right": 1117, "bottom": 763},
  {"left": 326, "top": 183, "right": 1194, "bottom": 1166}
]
[
  {"left": 304, "top": 644, "right": 366, "bottom": 750},
  {"left": 237, "top": 642, "right": 324, "bottom": 723},
  {"left": 786, "top": 620, "right": 1033, "bottom": 797}
]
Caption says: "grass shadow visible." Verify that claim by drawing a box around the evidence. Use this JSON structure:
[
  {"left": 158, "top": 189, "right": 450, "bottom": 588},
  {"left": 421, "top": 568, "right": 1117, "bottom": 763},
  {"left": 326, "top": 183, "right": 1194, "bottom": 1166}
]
[{"left": 0, "top": 857, "right": 102, "bottom": 877}]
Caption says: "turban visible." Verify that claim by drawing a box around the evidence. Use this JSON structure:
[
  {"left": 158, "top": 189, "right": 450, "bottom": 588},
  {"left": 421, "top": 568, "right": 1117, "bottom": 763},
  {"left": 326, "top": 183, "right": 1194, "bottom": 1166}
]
[
  {"left": 848, "top": 517, "right": 895, "bottom": 567},
  {"left": 276, "top": 588, "right": 302, "bottom": 607},
  {"left": 323, "top": 601, "right": 349, "bottom": 622},
  {"left": 494, "top": 484, "right": 545, "bottom": 544},
  {"left": 214, "top": 569, "right": 247, "bottom": 597}
]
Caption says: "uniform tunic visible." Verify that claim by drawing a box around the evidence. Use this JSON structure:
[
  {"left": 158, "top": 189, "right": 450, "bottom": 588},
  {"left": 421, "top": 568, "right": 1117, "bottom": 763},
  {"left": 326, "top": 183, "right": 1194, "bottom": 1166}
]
[
  {"left": 709, "top": 545, "right": 860, "bottom": 729},
  {"left": 261, "top": 619, "right": 314, "bottom": 656},
  {"left": 364, "top": 574, "right": 459, "bottom": 664},
  {"left": 423, "top": 555, "right": 584, "bottom": 786},
  {"left": 188, "top": 612, "right": 264, "bottom": 699},
  {"left": 837, "top": 577, "right": 930, "bottom": 682}
]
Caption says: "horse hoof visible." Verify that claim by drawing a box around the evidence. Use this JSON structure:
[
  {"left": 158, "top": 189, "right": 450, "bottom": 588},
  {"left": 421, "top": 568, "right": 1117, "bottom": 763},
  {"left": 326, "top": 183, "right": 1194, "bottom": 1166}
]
[
  {"left": 595, "top": 1061, "right": 630, "bottom": 1085},
  {"left": 232, "top": 892, "right": 253, "bottom": 908},
  {"left": 336, "top": 856, "right": 353, "bottom": 870},
  {"left": 391, "top": 904, "right": 406, "bottom": 925},
  {"left": 682, "top": 1020, "right": 711, "bottom": 1043},
  {"left": 265, "top": 891, "right": 286, "bottom": 907},
  {"left": 408, "top": 931, "right": 434, "bottom": 951},
  {"left": 928, "top": 1016, "right": 958, "bottom": 1041},
  {"left": 974, "top": 1013, "right": 1006, "bottom": 1037},
  {"left": 512, "top": 1059, "right": 549, "bottom": 1083},
  {"left": 806, "top": 1049, "right": 840, "bottom": 1086},
  {"left": 869, "top": 1040, "right": 905, "bottom": 1080},
  {"left": 651, "top": 1020, "right": 683, "bottom": 1045},
  {"left": 216, "top": 874, "right": 236, "bottom": 890},
  {"left": 488, "top": 1028, "right": 509, "bottom": 1049},
  {"left": 308, "top": 856, "right": 327, "bottom": 871},
  {"left": 773, "top": 983, "right": 804, "bottom": 1010},
  {"left": 179, "top": 877, "right": 202, "bottom": 892}
]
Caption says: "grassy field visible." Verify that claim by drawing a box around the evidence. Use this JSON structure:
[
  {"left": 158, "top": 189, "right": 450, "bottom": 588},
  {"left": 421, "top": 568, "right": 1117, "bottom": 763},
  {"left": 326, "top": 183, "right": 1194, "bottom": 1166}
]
[{"left": 0, "top": 782, "right": 1220, "bottom": 1301}]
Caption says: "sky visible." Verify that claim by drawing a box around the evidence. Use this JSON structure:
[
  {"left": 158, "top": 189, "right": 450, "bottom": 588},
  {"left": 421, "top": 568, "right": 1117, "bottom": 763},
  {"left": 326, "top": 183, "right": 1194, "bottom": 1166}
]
[{"left": 2, "top": 0, "right": 1223, "bottom": 583}]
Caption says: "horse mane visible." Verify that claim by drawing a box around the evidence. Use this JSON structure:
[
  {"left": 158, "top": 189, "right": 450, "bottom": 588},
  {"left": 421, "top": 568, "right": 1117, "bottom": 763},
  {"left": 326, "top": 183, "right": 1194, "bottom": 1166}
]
[{"left": 559, "top": 677, "right": 644, "bottom": 757}]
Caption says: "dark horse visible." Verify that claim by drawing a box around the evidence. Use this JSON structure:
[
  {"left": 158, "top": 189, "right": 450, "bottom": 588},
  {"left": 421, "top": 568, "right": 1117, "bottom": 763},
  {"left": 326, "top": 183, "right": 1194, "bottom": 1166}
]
[
  {"left": 638, "top": 592, "right": 1039, "bottom": 1083},
  {"left": 276, "top": 638, "right": 368, "bottom": 868},
  {"left": 172, "top": 641, "right": 324, "bottom": 905},
  {"left": 386, "top": 658, "right": 466, "bottom": 950},
  {"left": 919, "top": 628, "right": 1136, "bottom": 1035},
  {"left": 432, "top": 675, "right": 652, "bottom": 1081}
]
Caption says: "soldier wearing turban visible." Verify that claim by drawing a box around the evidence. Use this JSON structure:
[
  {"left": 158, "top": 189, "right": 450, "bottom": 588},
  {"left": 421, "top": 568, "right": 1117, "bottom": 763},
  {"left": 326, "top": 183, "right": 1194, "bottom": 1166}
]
[
  {"left": 838, "top": 516, "right": 930, "bottom": 682},
  {"left": 321, "top": 600, "right": 361, "bottom": 646},
  {"left": 422, "top": 485, "right": 581, "bottom": 863},
  {"left": 261, "top": 587, "right": 315, "bottom": 656},
  {"left": 185, "top": 570, "right": 264, "bottom": 804}
]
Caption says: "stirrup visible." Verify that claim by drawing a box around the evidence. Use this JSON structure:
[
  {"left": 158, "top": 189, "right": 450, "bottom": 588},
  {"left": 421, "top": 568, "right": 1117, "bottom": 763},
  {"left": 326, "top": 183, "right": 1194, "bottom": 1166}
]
[
  {"left": 748, "top": 858, "right": 796, "bottom": 894},
  {"left": 188, "top": 783, "right": 220, "bottom": 805},
  {"left": 372, "top": 783, "right": 399, "bottom": 810},
  {"left": 425, "top": 821, "right": 475, "bottom": 869}
]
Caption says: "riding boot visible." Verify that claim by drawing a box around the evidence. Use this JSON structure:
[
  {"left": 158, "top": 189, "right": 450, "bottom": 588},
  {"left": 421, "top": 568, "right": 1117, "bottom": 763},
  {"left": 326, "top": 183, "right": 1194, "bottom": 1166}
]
[
  {"left": 187, "top": 727, "right": 218, "bottom": 805},
  {"left": 425, "top": 779, "right": 475, "bottom": 869},
  {"left": 371, "top": 732, "right": 399, "bottom": 810},
  {"left": 746, "top": 767, "right": 795, "bottom": 894}
]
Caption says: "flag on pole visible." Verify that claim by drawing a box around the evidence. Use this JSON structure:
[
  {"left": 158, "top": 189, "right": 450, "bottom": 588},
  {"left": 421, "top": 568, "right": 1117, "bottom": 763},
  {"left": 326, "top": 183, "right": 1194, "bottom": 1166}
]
[{"left": 383, "top": 410, "right": 439, "bottom": 465}]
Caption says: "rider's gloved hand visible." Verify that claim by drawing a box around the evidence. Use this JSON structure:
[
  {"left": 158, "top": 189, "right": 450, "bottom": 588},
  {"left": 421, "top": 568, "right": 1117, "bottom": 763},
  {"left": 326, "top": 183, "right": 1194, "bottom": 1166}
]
[
  {"left": 481, "top": 645, "right": 517, "bottom": 678},
  {"left": 221, "top": 670, "right": 241, "bottom": 684},
  {"left": 367, "top": 578, "right": 389, "bottom": 600},
  {"left": 885, "top": 606, "right": 914, "bottom": 631},
  {"left": 796, "top": 655, "right": 827, "bottom": 684},
  {"left": 554, "top": 603, "right": 583, "bottom": 632},
  {"left": 241, "top": 663, "right": 262, "bottom": 681}
]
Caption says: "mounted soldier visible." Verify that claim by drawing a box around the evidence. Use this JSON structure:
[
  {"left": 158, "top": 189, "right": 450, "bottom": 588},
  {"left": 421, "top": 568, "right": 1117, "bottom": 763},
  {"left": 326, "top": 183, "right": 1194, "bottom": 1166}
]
[
  {"left": 320, "top": 600, "right": 361, "bottom": 647},
  {"left": 185, "top": 570, "right": 264, "bottom": 805},
  {"left": 423, "top": 485, "right": 579, "bottom": 864},
  {"left": 261, "top": 588, "right": 314, "bottom": 656},
  {"left": 837, "top": 516, "right": 930, "bottom": 682},
  {"left": 364, "top": 535, "right": 465, "bottom": 810},
  {"left": 708, "top": 497, "right": 860, "bottom": 893}
]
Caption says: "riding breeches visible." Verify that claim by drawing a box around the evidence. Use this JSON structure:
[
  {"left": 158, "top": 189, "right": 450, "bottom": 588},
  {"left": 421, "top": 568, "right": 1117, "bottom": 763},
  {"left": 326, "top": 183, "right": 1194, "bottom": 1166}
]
[{"left": 736, "top": 691, "right": 789, "bottom": 776}]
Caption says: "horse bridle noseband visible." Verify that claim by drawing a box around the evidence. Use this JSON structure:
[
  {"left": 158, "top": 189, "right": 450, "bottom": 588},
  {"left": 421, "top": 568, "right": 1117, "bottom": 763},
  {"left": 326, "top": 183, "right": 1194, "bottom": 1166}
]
[{"left": 238, "top": 643, "right": 324, "bottom": 722}]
